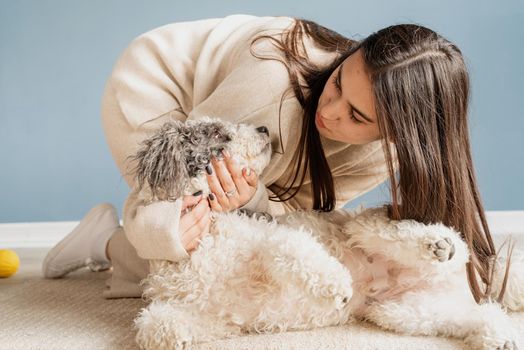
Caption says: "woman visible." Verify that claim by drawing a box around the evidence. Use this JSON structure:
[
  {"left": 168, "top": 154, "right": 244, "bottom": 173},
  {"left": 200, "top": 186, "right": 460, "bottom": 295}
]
[{"left": 42, "top": 14, "right": 507, "bottom": 304}]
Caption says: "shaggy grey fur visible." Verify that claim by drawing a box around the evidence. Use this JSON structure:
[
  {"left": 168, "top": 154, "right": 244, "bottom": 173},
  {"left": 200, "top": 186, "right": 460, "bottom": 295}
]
[{"left": 127, "top": 119, "right": 233, "bottom": 201}]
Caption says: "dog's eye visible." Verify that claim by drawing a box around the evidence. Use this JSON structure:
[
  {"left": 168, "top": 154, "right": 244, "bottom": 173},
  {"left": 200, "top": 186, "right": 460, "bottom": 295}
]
[{"left": 208, "top": 129, "right": 220, "bottom": 138}]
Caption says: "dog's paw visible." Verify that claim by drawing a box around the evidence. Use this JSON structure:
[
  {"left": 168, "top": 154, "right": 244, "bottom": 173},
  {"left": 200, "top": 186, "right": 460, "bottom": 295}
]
[
  {"left": 464, "top": 303, "right": 522, "bottom": 350},
  {"left": 317, "top": 280, "right": 353, "bottom": 310},
  {"left": 306, "top": 272, "right": 352, "bottom": 310},
  {"left": 466, "top": 333, "right": 519, "bottom": 350},
  {"left": 467, "top": 335, "right": 520, "bottom": 350},
  {"left": 426, "top": 237, "right": 456, "bottom": 262},
  {"left": 496, "top": 340, "right": 519, "bottom": 350},
  {"left": 333, "top": 292, "right": 351, "bottom": 310},
  {"left": 135, "top": 302, "right": 196, "bottom": 350}
]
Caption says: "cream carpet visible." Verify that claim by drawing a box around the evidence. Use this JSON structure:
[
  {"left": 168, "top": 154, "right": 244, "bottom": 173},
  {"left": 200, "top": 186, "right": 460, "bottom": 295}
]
[{"left": 1, "top": 247, "right": 523, "bottom": 350}]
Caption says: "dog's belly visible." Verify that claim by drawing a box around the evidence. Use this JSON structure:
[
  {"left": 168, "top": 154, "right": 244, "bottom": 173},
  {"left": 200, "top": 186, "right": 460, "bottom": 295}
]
[{"left": 340, "top": 247, "right": 422, "bottom": 317}]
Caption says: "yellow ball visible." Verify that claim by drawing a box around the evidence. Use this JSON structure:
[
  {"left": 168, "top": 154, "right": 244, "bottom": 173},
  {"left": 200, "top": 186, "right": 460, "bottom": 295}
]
[{"left": 0, "top": 249, "right": 20, "bottom": 278}]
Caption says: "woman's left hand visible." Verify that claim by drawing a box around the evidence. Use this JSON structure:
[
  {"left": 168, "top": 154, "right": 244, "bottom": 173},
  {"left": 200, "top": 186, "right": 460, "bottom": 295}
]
[{"left": 205, "top": 149, "right": 258, "bottom": 212}]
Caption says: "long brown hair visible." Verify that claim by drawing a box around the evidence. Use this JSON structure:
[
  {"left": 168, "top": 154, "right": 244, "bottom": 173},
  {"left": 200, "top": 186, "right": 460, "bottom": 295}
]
[{"left": 249, "top": 18, "right": 512, "bottom": 304}]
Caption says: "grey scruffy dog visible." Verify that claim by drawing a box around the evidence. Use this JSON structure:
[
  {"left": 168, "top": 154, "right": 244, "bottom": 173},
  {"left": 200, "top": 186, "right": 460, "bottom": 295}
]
[{"left": 126, "top": 116, "right": 272, "bottom": 203}]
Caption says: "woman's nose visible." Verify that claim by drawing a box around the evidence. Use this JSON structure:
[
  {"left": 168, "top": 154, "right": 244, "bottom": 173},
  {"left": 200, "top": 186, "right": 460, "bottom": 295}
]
[
  {"left": 319, "top": 108, "right": 338, "bottom": 121},
  {"left": 319, "top": 100, "right": 341, "bottom": 121}
]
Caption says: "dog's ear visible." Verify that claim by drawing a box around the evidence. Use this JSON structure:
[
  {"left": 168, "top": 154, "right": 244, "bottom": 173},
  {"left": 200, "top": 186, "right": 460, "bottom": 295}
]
[{"left": 127, "top": 121, "right": 189, "bottom": 201}]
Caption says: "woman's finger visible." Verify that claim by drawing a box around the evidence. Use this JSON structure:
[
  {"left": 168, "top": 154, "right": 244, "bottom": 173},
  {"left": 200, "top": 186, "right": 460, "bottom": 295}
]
[
  {"left": 211, "top": 154, "right": 237, "bottom": 195},
  {"left": 181, "top": 193, "right": 203, "bottom": 212},
  {"left": 183, "top": 210, "right": 211, "bottom": 251},
  {"left": 207, "top": 193, "right": 223, "bottom": 212},
  {"left": 180, "top": 204, "right": 210, "bottom": 250},
  {"left": 205, "top": 161, "right": 231, "bottom": 209},
  {"left": 222, "top": 167, "right": 256, "bottom": 207},
  {"left": 223, "top": 150, "right": 243, "bottom": 182},
  {"left": 222, "top": 151, "right": 252, "bottom": 202},
  {"left": 179, "top": 197, "right": 209, "bottom": 231},
  {"left": 204, "top": 163, "right": 222, "bottom": 195},
  {"left": 186, "top": 215, "right": 211, "bottom": 252},
  {"left": 243, "top": 168, "right": 258, "bottom": 188}
]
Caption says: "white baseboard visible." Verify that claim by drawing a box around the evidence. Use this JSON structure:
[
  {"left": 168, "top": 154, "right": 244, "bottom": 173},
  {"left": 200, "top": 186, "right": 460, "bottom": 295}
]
[
  {"left": 486, "top": 211, "right": 524, "bottom": 251},
  {"left": 0, "top": 212, "right": 522, "bottom": 249},
  {"left": 0, "top": 220, "right": 123, "bottom": 248}
]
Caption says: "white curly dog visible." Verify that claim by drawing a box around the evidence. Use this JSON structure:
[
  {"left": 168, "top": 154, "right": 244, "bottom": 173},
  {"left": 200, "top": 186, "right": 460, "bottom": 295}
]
[{"left": 128, "top": 117, "right": 524, "bottom": 350}]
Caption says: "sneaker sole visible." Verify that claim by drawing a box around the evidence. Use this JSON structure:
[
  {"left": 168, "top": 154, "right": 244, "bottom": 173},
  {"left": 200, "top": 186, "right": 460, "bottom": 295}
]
[{"left": 42, "top": 202, "right": 118, "bottom": 278}]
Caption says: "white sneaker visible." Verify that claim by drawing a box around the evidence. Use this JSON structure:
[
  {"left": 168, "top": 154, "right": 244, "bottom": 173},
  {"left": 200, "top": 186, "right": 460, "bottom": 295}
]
[{"left": 42, "top": 202, "right": 120, "bottom": 279}]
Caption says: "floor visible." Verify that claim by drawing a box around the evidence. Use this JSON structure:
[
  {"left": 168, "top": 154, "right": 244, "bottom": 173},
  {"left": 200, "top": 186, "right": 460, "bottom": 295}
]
[{"left": 0, "top": 247, "right": 145, "bottom": 350}]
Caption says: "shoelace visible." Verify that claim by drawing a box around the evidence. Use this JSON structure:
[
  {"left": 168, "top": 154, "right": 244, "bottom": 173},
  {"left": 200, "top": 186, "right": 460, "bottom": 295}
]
[
  {"left": 85, "top": 257, "right": 111, "bottom": 272},
  {"left": 50, "top": 257, "right": 110, "bottom": 274}
]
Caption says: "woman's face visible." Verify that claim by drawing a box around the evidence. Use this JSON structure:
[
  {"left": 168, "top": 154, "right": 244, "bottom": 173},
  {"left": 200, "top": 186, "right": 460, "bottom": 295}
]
[{"left": 316, "top": 48, "right": 382, "bottom": 144}]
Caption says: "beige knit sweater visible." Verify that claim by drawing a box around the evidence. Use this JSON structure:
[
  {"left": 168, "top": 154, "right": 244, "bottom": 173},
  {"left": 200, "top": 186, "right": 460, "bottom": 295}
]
[{"left": 108, "top": 14, "right": 397, "bottom": 263}]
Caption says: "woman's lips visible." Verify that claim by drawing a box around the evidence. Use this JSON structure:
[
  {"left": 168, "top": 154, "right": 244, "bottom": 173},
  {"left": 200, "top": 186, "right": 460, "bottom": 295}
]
[{"left": 315, "top": 112, "right": 326, "bottom": 129}]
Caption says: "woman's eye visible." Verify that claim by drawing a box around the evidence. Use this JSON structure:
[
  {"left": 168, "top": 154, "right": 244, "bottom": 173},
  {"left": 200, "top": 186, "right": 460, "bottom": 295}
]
[
  {"left": 332, "top": 73, "right": 362, "bottom": 124},
  {"left": 350, "top": 114, "right": 362, "bottom": 124},
  {"left": 331, "top": 74, "right": 341, "bottom": 93}
]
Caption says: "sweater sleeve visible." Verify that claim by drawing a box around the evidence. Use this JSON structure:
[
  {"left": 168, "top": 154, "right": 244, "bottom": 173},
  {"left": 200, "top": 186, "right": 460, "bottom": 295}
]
[
  {"left": 238, "top": 180, "right": 269, "bottom": 213},
  {"left": 122, "top": 188, "right": 190, "bottom": 262},
  {"left": 237, "top": 182, "right": 303, "bottom": 217}
]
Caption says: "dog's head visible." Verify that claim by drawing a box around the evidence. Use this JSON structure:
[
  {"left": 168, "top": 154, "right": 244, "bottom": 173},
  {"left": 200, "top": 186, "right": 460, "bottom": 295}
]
[{"left": 127, "top": 116, "right": 272, "bottom": 201}]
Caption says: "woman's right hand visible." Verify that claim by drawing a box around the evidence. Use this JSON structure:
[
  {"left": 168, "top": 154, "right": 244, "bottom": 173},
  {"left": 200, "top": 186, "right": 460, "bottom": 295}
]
[{"left": 179, "top": 194, "right": 211, "bottom": 255}]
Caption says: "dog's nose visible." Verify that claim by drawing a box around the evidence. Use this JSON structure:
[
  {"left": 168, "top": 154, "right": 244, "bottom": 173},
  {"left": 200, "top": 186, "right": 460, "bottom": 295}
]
[{"left": 256, "top": 126, "right": 269, "bottom": 136}]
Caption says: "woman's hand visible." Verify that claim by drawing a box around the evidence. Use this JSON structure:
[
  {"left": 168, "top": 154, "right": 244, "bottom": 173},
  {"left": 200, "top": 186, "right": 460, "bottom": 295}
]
[
  {"left": 205, "top": 149, "right": 258, "bottom": 212},
  {"left": 179, "top": 194, "right": 211, "bottom": 254}
]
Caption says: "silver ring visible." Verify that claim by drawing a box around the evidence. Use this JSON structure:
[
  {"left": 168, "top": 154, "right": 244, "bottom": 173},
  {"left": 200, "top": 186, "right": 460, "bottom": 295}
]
[{"left": 224, "top": 189, "right": 237, "bottom": 197}]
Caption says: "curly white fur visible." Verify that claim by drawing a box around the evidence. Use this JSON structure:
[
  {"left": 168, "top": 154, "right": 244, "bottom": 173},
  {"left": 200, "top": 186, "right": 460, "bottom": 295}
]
[{"left": 130, "top": 118, "right": 524, "bottom": 350}]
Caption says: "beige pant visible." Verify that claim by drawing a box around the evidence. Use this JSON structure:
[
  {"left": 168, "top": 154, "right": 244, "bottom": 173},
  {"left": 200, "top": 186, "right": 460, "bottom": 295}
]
[
  {"left": 100, "top": 79, "right": 182, "bottom": 299},
  {"left": 102, "top": 226, "right": 149, "bottom": 299}
]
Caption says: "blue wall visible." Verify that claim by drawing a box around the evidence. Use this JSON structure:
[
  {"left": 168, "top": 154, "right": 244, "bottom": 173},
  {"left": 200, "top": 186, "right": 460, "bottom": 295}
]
[{"left": 1, "top": 0, "right": 522, "bottom": 223}]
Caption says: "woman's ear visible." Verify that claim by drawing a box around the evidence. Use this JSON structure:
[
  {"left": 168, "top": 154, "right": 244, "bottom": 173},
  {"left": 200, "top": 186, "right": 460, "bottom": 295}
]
[{"left": 130, "top": 121, "right": 189, "bottom": 201}]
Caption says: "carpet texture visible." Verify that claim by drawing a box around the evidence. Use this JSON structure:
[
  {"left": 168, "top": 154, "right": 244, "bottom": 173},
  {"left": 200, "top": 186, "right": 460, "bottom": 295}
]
[{"left": 1, "top": 248, "right": 523, "bottom": 350}]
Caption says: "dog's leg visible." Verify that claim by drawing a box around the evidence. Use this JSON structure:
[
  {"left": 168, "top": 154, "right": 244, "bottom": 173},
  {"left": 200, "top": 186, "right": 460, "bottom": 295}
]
[
  {"left": 345, "top": 210, "right": 469, "bottom": 273},
  {"left": 363, "top": 288, "right": 521, "bottom": 350},
  {"left": 134, "top": 301, "right": 244, "bottom": 350},
  {"left": 258, "top": 222, "right": 353, "bottom": 311}
]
